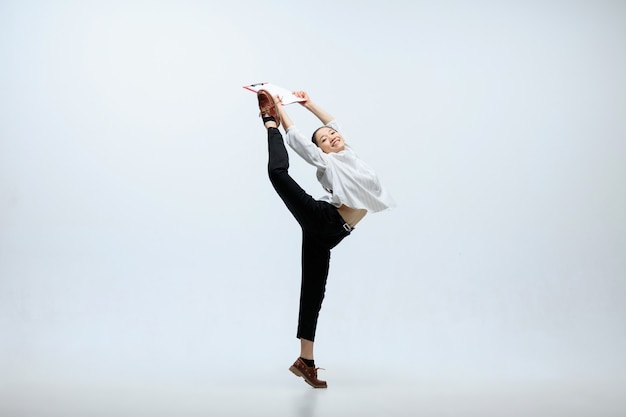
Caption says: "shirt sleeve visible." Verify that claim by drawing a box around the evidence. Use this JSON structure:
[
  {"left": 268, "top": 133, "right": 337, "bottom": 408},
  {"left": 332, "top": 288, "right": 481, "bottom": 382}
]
[
  {"left": 285, "top": 125, "right": 328, "bottom": 168},
  {"left": 326, "top": 120, "right": 341, "bottom": 132}
]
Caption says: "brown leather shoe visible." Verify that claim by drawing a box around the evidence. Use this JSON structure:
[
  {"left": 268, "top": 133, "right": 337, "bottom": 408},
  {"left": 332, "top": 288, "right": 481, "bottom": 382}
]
[
  {"left": 257, "top": 90, "right": 281, "bottom": 127},
  {"left": 289, "top": 358, "right": 327, "bottom": 388}
]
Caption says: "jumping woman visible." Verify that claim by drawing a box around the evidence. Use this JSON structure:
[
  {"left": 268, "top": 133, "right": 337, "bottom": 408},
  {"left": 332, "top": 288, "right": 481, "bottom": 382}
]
[{"left": 257, "top": 89, "right": 395, "bottom": 388}]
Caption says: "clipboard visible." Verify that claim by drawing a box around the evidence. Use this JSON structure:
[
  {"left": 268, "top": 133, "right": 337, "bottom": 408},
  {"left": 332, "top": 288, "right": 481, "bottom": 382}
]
[{"left": 243, "top": 82, "right": 305, "bottom": 105}]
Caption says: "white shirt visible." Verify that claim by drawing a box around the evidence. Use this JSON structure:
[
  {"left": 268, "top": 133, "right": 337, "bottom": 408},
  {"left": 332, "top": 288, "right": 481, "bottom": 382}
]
[{"left": 285, "top": 120, "right": 396, "bottom": 213}]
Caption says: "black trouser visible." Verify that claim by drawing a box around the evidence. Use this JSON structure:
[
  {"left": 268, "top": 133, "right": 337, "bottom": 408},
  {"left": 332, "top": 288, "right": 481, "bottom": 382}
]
[{"left": 266, "top": 127, "right": 351, "bottom": 342}]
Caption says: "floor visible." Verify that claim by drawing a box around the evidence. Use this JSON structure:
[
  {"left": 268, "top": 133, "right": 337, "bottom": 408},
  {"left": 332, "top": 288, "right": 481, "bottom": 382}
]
[{"left": 2, "top": 373, "right": 624, "bottom": 417}]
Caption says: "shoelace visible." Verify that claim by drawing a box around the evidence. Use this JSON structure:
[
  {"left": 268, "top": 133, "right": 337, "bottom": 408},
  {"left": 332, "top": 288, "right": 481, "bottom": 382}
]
[{"left": 313, "top": 367, "right": 326, "bottom": 376}]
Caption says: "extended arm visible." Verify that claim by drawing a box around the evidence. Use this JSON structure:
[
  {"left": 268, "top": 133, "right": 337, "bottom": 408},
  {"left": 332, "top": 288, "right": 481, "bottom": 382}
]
[
  {"left": 275, "top": 96, "right": 294, "bottom": 131},
  {"left": 273, "top": 94, "right": 328, "bottom": 168},
  {"left": 293, "top": 91, "right": 334, "bottom": 125}
]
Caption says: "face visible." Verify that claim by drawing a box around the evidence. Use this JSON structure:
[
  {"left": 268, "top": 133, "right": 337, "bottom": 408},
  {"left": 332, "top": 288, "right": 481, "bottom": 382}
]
[{"left": 314, "top": 127, "right": 345, "bottom": 153}]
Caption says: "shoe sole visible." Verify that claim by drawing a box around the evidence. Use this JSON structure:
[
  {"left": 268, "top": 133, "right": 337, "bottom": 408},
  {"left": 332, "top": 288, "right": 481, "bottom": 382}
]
[
  {"left": 258, "top": 90, "right": 281, "bottom": 127},
  {"left": 289, "top": 365, "right": 327, "bottom": 389}
]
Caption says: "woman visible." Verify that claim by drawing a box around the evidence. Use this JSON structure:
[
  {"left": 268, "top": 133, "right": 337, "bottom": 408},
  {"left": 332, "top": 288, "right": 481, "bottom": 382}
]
[{"left": 257, "top": 89, "right": 395, "bottom": 388}]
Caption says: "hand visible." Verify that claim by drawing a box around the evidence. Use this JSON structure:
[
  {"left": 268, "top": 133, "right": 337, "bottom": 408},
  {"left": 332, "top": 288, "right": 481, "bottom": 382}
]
[
  {"left": 274, "top": 94, "right": 286, "bottom": 117},
  {"left": 292, "top": 90, "right": 311, "bottom": 106}
]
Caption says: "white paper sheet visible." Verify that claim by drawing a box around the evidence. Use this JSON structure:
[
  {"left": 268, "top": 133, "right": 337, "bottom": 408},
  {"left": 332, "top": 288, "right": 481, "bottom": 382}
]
[{"left": 242, "top": 82, "right": 305, "bottom": 105}]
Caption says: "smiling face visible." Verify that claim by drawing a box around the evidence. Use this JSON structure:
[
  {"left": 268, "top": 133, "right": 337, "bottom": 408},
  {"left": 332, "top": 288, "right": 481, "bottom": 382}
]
[{"left": 313, "top": 127, "right": 345, "bottom": 153}]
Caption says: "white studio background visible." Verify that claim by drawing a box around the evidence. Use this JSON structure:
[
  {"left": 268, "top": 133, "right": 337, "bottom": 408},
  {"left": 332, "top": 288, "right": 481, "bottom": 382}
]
[{"left": 1, "top": 0, "right": 625, "bottom": 412}]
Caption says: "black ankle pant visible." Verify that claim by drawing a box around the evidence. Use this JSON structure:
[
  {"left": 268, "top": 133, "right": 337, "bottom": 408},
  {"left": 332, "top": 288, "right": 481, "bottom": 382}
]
[{"left": 266, "top": 127, "right": 351, "bottom": 342}]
